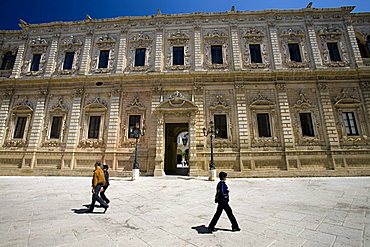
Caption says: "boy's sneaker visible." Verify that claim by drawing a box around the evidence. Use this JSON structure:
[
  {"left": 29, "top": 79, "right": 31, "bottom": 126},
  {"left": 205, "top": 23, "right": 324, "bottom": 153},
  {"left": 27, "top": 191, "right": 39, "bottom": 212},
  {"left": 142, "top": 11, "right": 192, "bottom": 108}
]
[
  {"left": 232, "top": 227, "right": 241, "bottom": 232},
  {"left": 208, "top": 227, "right": 215, "bottom": 233}
]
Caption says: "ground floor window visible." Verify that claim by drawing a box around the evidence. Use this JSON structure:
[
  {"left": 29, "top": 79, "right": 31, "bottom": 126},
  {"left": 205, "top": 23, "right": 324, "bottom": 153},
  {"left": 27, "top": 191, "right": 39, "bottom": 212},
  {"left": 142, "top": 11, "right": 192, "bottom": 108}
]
[
  {"left": 257, "top": 113, "right": 271, "bottom": 137},
  {"left": 342, "top": 112, "right": 359, "bottom": 136}
]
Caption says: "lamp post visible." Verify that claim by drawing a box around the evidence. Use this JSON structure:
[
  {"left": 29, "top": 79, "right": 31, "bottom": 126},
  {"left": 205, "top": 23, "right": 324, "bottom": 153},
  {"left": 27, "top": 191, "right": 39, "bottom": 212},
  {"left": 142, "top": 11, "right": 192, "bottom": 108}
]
[
  {"left": 203, "top": 121, "right": 217, "bottom": 181},
  {"left": 131, "top": 122, "right": 145, "bottom": 181}
]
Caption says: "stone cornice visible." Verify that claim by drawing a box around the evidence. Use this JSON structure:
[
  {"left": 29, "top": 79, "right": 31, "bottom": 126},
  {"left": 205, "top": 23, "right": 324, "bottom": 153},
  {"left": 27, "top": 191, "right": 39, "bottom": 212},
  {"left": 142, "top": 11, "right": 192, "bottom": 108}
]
[{"left": 3, "top": 6, "right": 360, "bottom": 32}]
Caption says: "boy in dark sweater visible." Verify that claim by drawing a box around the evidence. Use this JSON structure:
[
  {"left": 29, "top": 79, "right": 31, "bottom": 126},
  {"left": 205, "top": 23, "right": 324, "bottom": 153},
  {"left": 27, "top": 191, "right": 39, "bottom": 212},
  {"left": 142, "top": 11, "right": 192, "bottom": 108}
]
[
  {"left": 100, "top": 164, "right": 110, "bottom": 204},
  {"left": 208, "top": 171, "right": 240, "bottom": 232}
]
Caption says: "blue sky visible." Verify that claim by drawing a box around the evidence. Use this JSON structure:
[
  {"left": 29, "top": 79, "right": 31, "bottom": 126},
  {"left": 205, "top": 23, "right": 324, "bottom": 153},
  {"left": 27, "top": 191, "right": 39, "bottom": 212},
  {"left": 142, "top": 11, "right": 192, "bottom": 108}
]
[{"left": 1, "top": 0, "right": 369, "bottom": 30}]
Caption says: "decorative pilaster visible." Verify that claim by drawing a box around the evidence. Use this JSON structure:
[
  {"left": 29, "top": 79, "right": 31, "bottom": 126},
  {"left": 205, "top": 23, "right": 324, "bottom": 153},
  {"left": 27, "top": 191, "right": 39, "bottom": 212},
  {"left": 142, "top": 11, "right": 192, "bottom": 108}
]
[
  {"left": 79, "top": 32, "right": 93, "bottom": 75},
  {"left": 276, "top": 83, "right": 295, "bottom": 148},
  {"left": 230, "top": 26, "right": 241, "bottom": 70},
  {"left": 318, "top": 83, "right": 340, "bottom": 149},
  {"left": 194, "top": 25, "right": 203, "bottom": 71},
  {"left": 0, "top": 89, "right": 14, "bottom": 145},
  {"left": 268, "top": 22, "right": 282, "bottom": 69},
  {"left": 28, "top": 89, "right": 48, "bottom": 168},
  {"left": 360, "top": 82, "right": 370, "bottom": 125},
  {"left": 44, "top": 34, "right": 59, "bottom": 76},
  {"left": 235, "top": 82, "right": 249, "bottom": 148},
  {"left": 193, "top": 80, "right": 204, "bottom": 148},
  {"left": 344, "top": 19, "right": 364, "bottom": 67},
  {"left": 154, "top": 27, "right": 163, "bottom": 72},
  {"left": 66, "top": 89, "right": 83, "bottom": 150},
  {"left": 10, "top": 42, "right": 26, "bottom": 78},
  {"left": 306, "top": 20, "right": 323, "bottom": 68},
  {"left": 115, "top": 30, "right": 127, "bottom": 73},
  {"left": 154, "top": 115, "right": 165, "bottom": 176},
  {"left": 106, "top": 88, "right": 121, "bottom": 151}
]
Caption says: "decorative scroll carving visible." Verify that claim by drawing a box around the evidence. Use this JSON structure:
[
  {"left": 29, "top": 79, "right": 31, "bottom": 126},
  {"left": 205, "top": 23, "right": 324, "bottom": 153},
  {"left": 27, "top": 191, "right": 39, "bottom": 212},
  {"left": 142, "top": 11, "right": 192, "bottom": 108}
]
[
  {"left": 203, "top": 29, "right": 230, "bottom": 70},
  {"left": 91, "top": 34, "right": 116, "bottom": 73},
  {"left": 55, "top": 36, "right": 83, "bottom": 75},
  {"left": 279, "top": 28, "right": 309, "bottom": 68},
  {"left": 126, "top": 32, "right": 154, "bottom": 72},
  {"left": 21, "top": 37, "right": 49, "bottom": 76},
  {"left": 241, "top": 28, "right": 270, "bottom": 69},
  {"left": 164, "top": 30, "right": 191, "bottom": 70}
]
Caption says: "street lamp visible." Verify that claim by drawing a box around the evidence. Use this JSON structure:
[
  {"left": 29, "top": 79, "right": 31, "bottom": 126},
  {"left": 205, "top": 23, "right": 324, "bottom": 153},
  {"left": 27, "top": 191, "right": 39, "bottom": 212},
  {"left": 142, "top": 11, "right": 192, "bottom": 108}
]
[
  {"left": 203, "top": 121, "right": 218, "bottom": 181},
  {"left": 131, "top": 122, "right": 145, "bottom": 181}
]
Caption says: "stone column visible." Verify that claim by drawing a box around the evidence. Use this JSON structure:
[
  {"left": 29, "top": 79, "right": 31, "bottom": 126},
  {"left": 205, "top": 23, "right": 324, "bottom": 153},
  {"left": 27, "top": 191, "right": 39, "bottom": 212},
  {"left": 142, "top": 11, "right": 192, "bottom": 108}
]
[
  {"left": 79, "top": 31, "right": 93, "bottom": 75},
  {"left": 66, "top": 88, "right": 84, "bottom": 169},
  {"left": 10, "top": 41, "right": 26, "bottom": 78},
  {"left": 318, "top": 82, "right": 340, "bottom": 169},
  {"left": 193, "top": 81, "right": 204, "bottom": 148},
  {"left": 106, "top": 88, "right": 121, "bottom": 170},
  {"left": 360, "top": 82, "right": 370, "bottom": 128},
  {"left": 268, "top": 22, "right": 282, "bottom": 70},
  {"left": 276, "top": 83, "right": 296, "bottom": 170},
  {"left": 28, "top": 89, "right": 48, "bottom": 168},
  {"left": 44, "top": 34, "right": 59, "bottom": 76},
  {"left": 344, "top": 19, "right": 364, "bottom": 67},
  {"left": 305, "top": 19, "right": 323, "bottom": 68},
  {"left": 154, "top": 27, "right": 163, "bottom": 72},
  {"left": 230, "top": 25, "right": 241, "bottom": 70},
  {"left": 115, "top": 30, "right": 127, "bottom": 73},
  {"left": 154, "top": 115, "right": 165, "bottom": 176},
  {"left": 188, "top": 113, "right": 197, "bottom": 174},
  {"left": 0, "top": 89, "right": 14, "bottom": 146},
  {"left": 194, "top": 25, "right": 203, "bottom": 71}
]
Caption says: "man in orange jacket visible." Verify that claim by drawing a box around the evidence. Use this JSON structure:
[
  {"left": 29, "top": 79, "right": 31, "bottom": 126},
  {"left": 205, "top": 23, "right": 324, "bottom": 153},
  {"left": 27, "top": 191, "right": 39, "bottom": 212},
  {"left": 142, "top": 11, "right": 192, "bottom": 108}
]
[{"left": 87, "top": 162, "right": 109, "bottom": 213}]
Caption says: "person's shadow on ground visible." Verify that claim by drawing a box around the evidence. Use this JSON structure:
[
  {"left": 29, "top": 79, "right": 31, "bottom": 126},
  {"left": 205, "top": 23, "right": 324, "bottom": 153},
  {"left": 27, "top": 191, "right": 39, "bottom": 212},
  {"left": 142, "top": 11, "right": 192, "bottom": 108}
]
[
  {"left": 192, "top": 225, "right": 233, "bottom": 234},
  {"left": 71, "top": 204, "right": 104, "bottom": 214}
]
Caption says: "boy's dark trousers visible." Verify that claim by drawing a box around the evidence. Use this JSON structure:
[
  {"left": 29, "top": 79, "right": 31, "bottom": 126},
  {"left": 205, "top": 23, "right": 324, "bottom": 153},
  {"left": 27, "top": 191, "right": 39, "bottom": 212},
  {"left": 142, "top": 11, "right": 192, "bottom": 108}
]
[
  {"left": 89, "top": 184, "right": 108, "bottom": 211},
  {"left": 100, "top": 185, "right": 110, "bottom": 204},
  {"left": 209, "top": 202, "right": 239, "bottom": 230}
]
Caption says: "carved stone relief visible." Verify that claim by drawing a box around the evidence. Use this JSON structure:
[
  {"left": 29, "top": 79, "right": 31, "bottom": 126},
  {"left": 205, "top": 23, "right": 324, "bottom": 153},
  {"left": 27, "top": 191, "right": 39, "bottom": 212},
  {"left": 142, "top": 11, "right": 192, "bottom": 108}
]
[
  {"left": 203, "top": 29, "right": 230, "bottom": 70},
  {"left": 126, "top": 32, "right": 154, "bottom": 72},
  {"left": 164, "top": 30, "right": 192, "bottom": 71},
  {"left": 240, "top": 27, "right": 271, "bottom": 69},
  {"left": 91, "top": 34, "right": 117, "bottom": 73},
  {"left": 55, "top": 36, "right": 83, "bottom": 75},
  {"left": 21, "top": 37, "right": 49, "bottom": 76},
  {"left": 279, "top": 28, "right": 310, "bottom": 68}
]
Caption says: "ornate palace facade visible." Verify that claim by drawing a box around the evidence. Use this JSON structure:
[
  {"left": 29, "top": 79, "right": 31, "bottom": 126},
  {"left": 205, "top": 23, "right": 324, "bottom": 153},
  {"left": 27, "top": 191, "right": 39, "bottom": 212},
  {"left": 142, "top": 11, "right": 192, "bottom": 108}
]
[{"left": 0, "top": 6, "right": 370, "bottom": 177}]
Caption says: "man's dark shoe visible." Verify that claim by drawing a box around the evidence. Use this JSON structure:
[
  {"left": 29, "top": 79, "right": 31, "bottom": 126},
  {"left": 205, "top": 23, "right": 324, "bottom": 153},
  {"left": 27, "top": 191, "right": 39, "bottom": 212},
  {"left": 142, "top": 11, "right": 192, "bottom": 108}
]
[
  {"left": 208, "top": 227, "right": 215, "bottom": 233},
  {"left": 232, "top": 227, "right": 241, "bottom": 232},
  {"left": 105, "top": 199, "right": 110, "bottom": 204},
  {"left": 103, "top": 205, "right": 109, "bottom": 213}
]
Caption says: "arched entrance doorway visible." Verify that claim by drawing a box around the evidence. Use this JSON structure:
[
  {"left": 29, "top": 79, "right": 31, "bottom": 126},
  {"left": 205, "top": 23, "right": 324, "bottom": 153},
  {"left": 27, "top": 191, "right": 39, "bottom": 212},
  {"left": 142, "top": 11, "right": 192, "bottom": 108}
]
[{"left": 164, "top": 124, "right": 189, "bottom": 175}]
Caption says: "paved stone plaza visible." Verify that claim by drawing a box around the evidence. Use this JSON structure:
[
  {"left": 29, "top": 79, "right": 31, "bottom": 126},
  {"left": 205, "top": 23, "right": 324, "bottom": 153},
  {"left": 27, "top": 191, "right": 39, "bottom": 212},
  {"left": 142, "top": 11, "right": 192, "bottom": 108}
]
[{"left": 0, "top": 176, "right": 369, "bottom": 247}]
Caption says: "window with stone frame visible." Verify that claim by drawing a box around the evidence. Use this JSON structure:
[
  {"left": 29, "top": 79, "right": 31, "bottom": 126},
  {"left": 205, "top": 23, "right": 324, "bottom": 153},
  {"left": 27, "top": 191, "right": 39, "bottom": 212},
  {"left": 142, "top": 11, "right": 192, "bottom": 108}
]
[
  {"left": 165, "top": 30, "right": 191, "bottom": 70},
  {"left": 214, "top": 114, "right": 228, "bottom": 139},
  {"left": 250, "top": 92, "right": 279, "bottom": 147},
  {"left": 79, "top": 97, "right": 107, "bottom": 148},
  {"left": 173, "top": 46, "right": 184, "bottom": 66},
  {"left": 134, "top": 48, "right": 146, "bottom": 67},
  {"left": 327, "top": 42, "right": 341, "bottom": 62},
  {"left": 127, "top": 32, "right": 153, "bottom": 72},
  {"left": 318, "top": 26, "right": 350, "bottom": 67},
  {"left": 203, "top": 29, "right": 229, "bottom": 70},
  {"left": 299, "top": 112, "right": 315, "bottom": 137},
  {"left": 342, "top": 112, "right": 359, "bottom": 136},
  {"left": 63, "top": 52, "right": 75, "bottom": 70},
  {"left": 241, "top": 28, "right": 270, "bottom": 69},
  {"left": 21, "top": 37, "right": 48, "bottom": 76},
  {"left": 280, "top": 28, "right": 309, "bottom": 68},
  {"left": 49, "top": 116, "right": 63, "bottom": 139},
  {"left": 56, "top": 36, "right": 83, "bottom": 75},
  {"left": 0, "top": 51, "right": 16, "bottom": 70},
  {"left": 128, "top": 115, "right": 141, "bottom": 138},
  {"left": 98, "top": 50, "right": 110, "bottom": 68},
  {"left": 356, "top": 37, "right": 370, "bottom": 59},
  {"left": 91, "top": 34, "right": 116, "bottom": 73},
  {"left": 288, "top": 43, "right": 302, "bottom": 62},
  {"left": 249, "top": 44, "right": 263, "bottom": 64},
  {"left": 30, "top": 54, "right": 42, "bottom": 71},
  {"left": 4, "top": 100, "right": 33, "bottom": 148},
  {"left": 257, "top": 113, "right": 271, "bottom": 137},
  {"left": 211, "top": 45, "right": 223, "bottom": 64}
]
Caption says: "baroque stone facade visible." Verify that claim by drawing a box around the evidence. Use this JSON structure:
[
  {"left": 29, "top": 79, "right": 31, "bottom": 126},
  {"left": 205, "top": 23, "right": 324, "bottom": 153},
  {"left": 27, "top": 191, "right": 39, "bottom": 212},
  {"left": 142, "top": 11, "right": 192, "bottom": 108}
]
[{"left": 0, "top": 5, "right": 370, "bottom": 177}]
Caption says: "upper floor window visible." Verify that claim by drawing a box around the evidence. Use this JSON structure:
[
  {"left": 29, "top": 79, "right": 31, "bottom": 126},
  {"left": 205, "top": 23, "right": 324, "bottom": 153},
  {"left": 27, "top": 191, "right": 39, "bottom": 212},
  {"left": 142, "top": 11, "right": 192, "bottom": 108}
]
[
  {"left": 214, "top": 114, "right": 227, "bottom": 139},
  {"left": 367, "top": 36, "right": 370, "bottom": 55},
  {"left": 31, "top": 54, "right": 42, "bottom": 71},
  {"left": 249, "top": 44, "right": 262, "bottom": 63},
  {"left": 63, "top": 52, "right": 75, "bottom": 70},
  {"left": 128, "top": 115, "right": 141, "bottom": 138},
  {"left": 173, "top": 46, "right": 184, "bottom": 65},
  {"left": 327, "top": 42, "right": 341, "bottom": 62},
  {"left": 13, "top": 116, "right": 27, "bottom": 139},
  {"left": 299, "top": 113, "right": 314, "bottom": 137},
  {"left": 211, "top": 45, "right": 223, "bottom": 64},
  {"left": 1, "top": 51, "right": 16, "bottom": 70},
  {"left": 88, "top": 116, "right": 101, "bottom": 139},
  {"left": 49, "top": 116, "right": 63, "bottom": 139},
  {"left": 257, "top": 113, "right": 271, "bottom": 137},
  {"left": 288, "top": 43, "right": 302, "bottom": 62},
  {"left": 135, "top": 48, "right": 146, "bottom": 67},
  {"left": 342, "top": 112, "right": 359, "bottom": 136},
  {"left": 98, "top": 50, "right": 109, "bottom": 69}
]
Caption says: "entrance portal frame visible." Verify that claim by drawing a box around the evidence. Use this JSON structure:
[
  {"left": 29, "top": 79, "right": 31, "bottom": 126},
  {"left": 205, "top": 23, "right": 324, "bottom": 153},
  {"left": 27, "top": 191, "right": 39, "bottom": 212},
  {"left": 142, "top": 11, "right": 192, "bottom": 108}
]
[{"left": 153, "top": 91, "right": 198, "bottom": 176}]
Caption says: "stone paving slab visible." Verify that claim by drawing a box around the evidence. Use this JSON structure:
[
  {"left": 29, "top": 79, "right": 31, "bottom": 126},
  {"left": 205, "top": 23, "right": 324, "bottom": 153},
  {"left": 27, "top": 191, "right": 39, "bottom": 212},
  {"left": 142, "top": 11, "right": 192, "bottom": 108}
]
[{"left": 0, "top": 176, "right": 369, "bottom": 247}]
